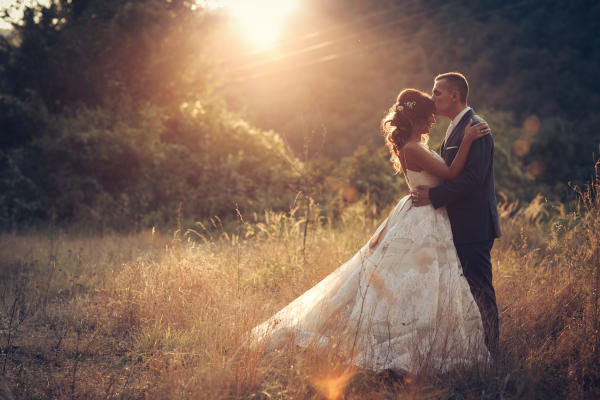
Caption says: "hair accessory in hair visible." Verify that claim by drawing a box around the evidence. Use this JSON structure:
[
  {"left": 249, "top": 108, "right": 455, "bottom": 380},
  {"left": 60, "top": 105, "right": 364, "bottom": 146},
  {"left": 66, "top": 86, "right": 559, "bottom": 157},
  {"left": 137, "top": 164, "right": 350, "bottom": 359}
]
[{"left": 396, "top": 101, "right": 417, "bottom": 113}]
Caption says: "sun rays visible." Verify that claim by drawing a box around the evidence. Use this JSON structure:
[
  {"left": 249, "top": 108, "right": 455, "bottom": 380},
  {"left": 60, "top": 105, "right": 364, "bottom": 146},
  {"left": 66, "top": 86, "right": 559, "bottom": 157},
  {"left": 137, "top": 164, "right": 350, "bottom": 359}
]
[{"left": 220, "top": 0, "right": 298, "bottom": 49}]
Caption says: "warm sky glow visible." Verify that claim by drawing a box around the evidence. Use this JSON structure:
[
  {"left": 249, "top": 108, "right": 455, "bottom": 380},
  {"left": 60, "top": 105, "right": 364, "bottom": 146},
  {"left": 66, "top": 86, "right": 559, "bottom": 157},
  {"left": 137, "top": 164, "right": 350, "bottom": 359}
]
[{"left": 221, "top": 0, "right": 298, "bottom": 49}]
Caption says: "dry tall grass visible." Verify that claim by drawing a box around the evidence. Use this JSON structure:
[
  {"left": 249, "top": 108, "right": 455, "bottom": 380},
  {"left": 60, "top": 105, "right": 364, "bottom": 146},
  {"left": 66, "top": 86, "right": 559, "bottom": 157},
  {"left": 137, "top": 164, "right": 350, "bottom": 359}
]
[{"left": 1, "top": 169, "right": 600, "bottom": 399}]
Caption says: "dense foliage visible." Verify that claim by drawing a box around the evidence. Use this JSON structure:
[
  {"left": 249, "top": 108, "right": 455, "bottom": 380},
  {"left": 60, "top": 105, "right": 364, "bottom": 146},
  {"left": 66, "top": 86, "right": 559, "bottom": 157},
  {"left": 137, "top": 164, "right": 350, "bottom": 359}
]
[
  {"left": 0, "top": 0, "right": 598, "bottom": 231},
  {"left": 0, "top": 0, "right": 301, "bottom": 230}
]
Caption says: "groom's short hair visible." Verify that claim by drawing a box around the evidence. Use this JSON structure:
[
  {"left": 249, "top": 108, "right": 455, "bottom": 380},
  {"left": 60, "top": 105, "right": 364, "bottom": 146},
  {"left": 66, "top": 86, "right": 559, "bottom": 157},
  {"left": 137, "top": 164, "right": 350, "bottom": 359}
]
[{"left": 435, "top": 72, "right": 469, "bottom": 104}]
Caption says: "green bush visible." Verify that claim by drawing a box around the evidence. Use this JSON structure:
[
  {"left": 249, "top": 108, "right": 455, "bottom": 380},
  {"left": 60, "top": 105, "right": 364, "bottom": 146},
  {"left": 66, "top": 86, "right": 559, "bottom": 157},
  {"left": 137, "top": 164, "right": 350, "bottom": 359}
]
[{"left": 0, "top": 99, "right": 300, "bottom": 231}]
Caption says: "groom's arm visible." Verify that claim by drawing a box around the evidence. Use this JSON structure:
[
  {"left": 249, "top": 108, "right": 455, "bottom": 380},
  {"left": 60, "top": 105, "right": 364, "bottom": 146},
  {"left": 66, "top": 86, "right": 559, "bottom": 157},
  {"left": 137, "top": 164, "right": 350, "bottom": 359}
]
[{"left": 429, "top": 133, "right": 493, "bottom": 209}]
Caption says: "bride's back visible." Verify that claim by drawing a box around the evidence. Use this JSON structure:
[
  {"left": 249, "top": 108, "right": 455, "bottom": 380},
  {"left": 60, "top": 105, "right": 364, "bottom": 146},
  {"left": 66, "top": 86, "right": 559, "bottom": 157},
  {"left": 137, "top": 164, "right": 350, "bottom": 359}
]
[
  {"left": 405, "top": 168, "right": 443, "bottom": 191},
  {"left": 404, "top": 147, "right": 444, "bottom": 190}
]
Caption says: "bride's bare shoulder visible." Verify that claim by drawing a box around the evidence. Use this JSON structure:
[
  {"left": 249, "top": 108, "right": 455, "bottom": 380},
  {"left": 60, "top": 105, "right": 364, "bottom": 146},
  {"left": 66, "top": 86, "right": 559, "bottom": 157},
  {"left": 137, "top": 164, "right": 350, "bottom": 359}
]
[
  {"left": 401, "top": 142, "right": 417, "bottom": 151},
  {"left": 402, "top": 142, "right": 429, "bottom": 155}
]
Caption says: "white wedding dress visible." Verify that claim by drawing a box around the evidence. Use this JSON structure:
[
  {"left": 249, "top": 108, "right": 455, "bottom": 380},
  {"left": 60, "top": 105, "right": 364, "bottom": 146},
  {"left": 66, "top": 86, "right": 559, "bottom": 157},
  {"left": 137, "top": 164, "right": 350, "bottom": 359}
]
[{"left": 251, "top": 151, "right": 489, "bottom": 373}]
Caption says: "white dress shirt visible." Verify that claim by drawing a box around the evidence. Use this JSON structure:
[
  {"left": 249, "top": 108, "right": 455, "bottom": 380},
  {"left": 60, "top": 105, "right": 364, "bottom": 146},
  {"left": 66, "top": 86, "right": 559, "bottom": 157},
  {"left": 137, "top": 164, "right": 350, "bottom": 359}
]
[{"left": 444, "top": 106, "right": 472, "bottom": 143}]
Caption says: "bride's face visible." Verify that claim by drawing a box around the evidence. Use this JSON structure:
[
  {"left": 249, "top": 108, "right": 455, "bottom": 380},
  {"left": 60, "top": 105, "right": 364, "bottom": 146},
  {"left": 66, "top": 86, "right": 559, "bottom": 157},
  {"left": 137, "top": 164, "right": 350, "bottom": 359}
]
[{"left": 415, "top": 114, "right": 435, "bottom": 135}]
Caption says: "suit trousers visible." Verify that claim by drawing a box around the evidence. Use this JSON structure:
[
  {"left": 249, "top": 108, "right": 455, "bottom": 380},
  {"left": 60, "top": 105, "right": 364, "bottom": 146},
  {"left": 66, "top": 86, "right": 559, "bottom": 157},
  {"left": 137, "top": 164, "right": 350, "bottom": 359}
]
[{"left": 455, "top": 240, "right": 499, "bottom": 357}]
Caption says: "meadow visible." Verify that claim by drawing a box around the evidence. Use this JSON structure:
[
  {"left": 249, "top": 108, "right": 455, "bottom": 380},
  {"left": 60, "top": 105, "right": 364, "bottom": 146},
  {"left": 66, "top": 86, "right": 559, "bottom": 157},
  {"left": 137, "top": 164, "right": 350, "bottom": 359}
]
[
  {"left": 1, "top": 1, "right": 599, "bottom": 398},
  {"left": 1, "top": 171, "right": 599, "bottom": 400}
]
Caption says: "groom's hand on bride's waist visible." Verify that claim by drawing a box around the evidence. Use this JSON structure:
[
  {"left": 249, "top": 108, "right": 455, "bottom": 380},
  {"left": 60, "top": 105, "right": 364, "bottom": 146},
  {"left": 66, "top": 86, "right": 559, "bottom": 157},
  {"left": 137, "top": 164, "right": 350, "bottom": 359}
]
[{"left": 411, "top": 186, "right": 431, "bottom": 207}]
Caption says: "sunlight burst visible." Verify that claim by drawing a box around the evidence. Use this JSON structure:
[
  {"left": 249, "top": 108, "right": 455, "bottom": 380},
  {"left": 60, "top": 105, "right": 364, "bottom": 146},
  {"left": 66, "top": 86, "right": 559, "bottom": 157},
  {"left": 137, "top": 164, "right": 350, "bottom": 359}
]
[
  {"left": 222, "top": 0, "right": 298, "bottom": 48},
  {"left": 311, "top": 368, "right": 357, "bottom": 400}
]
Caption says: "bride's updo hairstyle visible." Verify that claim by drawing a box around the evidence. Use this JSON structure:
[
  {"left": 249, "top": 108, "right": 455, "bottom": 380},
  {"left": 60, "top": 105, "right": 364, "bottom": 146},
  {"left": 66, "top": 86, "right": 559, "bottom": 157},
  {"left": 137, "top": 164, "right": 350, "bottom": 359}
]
[{"left": 382, "top": 89, "right": 434, "bottom": 173}]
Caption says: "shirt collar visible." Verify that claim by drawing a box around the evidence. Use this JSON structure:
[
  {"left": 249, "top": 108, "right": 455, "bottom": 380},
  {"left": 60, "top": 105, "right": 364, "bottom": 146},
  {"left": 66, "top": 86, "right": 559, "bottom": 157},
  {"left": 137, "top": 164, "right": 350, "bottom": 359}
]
[
  {"left": 450, "top": 106, "right": 472, "bottom": 128},
  {"left": 444, "top": 106, "right": 472, "bottom": 142}
]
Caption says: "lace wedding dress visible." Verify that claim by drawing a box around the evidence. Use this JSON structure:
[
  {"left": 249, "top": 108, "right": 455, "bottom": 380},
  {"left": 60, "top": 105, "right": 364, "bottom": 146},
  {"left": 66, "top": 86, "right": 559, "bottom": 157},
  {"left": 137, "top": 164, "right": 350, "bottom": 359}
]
[{"left": 251, "top": 151, "right": 489, "bottom": 373}]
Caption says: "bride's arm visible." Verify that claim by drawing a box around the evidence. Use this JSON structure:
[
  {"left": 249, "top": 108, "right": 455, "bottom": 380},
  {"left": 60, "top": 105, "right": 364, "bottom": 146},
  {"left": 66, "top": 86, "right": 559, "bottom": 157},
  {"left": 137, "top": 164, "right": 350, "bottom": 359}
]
[{"left": 404, "top": 120, "right": 489, "bottom": 179}]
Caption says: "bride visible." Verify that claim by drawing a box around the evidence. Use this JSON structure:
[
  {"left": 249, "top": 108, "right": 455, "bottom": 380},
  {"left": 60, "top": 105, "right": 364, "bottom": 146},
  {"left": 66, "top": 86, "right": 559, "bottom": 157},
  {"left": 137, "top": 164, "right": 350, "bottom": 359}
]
[{"left": 250, "top": 89, "right": 491, "bottom": 373}]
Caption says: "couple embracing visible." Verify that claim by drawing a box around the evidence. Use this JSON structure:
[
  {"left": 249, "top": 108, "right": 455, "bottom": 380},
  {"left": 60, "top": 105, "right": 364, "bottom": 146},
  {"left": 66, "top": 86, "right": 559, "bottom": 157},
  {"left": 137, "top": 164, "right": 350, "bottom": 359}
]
[{"left": 251, "top": 72, "right": 501, "bottom": 374}]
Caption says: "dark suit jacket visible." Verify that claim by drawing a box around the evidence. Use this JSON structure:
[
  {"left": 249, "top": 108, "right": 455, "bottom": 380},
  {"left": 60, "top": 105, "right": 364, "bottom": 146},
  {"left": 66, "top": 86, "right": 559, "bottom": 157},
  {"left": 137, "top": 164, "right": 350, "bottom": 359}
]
[{"left": 429, "top": 109, "right": 501, "bottom": 245}]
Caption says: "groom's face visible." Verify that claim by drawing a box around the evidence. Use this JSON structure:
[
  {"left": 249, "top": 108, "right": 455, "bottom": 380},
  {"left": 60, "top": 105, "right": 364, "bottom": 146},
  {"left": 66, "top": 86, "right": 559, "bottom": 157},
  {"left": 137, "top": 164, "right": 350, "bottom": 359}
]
[{"left": 432, "top": 79, "right": 454, "bottom": 117}]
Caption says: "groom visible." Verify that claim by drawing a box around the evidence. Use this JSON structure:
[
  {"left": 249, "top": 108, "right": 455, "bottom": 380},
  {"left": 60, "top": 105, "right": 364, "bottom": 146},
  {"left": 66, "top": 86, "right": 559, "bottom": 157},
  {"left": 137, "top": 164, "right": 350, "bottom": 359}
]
[{"left": 412, "top": 72, "right": 501, "bottom": 357}]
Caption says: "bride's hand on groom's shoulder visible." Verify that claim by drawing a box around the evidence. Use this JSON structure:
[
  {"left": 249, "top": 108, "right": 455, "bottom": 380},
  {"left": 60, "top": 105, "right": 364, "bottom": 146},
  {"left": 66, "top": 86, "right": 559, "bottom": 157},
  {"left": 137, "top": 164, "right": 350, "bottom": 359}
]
[
  {"left": 411, "top": 185, "right": 431, "bottom": 207},
  {"left": 464, "top": 120, "right": 490, "bottom": 143}
]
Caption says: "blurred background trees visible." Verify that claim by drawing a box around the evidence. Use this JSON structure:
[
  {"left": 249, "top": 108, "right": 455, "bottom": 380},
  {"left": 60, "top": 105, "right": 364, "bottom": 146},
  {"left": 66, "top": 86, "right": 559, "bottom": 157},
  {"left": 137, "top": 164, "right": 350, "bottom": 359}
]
[
  {"left": 0, "top": 0, "right": 598, "bottom": 231},
  {"left": 0, "top": 0, "right": 301, "bottom": 230}
]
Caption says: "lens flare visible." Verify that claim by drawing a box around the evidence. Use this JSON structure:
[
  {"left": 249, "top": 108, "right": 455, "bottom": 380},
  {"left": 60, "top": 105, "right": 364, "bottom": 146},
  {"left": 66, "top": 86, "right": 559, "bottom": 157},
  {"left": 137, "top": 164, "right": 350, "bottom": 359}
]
[
  {"left": 513, "top": 115, "right": 542, "bottom": 158},
  {"left": 523, "top": 115, "right": 541, "bottom": 137},
  {"left": 310, "top": 367, "right": 356, "bottom": 400},
  {"left": 527, "top": 160, "right": 545, "bottom": 178}
]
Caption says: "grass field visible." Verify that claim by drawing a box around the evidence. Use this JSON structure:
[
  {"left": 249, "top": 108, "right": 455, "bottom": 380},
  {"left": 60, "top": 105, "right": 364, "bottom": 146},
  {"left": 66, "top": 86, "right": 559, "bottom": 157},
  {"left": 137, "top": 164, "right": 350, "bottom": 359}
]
[{"left": 1, "top": 175, "right": 600, "bottom": 399}]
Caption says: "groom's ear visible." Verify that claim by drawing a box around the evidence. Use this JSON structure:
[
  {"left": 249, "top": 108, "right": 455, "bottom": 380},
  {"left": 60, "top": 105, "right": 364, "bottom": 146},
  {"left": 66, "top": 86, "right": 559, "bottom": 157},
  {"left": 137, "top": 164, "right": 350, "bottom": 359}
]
[{"left": 450, "top": 90, "right": 460, "bottom": 103}]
